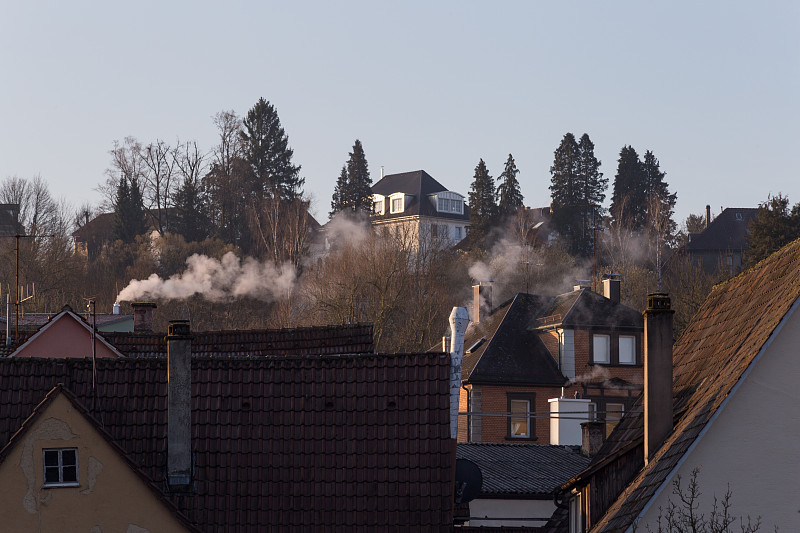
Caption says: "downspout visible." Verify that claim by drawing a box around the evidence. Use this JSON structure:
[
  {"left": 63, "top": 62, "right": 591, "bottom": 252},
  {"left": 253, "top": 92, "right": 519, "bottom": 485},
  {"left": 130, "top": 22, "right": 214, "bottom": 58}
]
[{"left": 462, "top": 382, "right": 471, "bottom": 442}]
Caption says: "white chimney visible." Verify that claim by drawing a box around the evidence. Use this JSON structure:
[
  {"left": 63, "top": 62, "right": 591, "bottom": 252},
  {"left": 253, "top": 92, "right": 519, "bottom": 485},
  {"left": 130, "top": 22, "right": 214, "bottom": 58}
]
[
  {"left": 602, "top": 275, "right": 621, "bottom": 303},
  {"left": 167, "top": 320, "right": 192, "bottom": 488},
  {"left": 644, "top": 293, "right": 674, "bottom": 464},
  {"left": 449, "top": 307, "right": 469, "bottom": 440},
  {"left": 112, "top": 302, "right": 120, "bottom": 315},
  {"left": 472, "top": 282, "right": 492, "bottom": 324},
  {"left": 548, "top": 397, "right": 592, "bottom": 445}
]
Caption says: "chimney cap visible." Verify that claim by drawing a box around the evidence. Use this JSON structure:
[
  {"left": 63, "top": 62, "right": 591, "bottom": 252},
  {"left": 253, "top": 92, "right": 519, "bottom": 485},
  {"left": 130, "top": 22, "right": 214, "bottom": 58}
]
[
  {"left": 131, "top": 301, "right": 157, "bottom": 309},
  {"left": 167, "top": 319, "right": 191, "bottom": 338},
  {"left": 646, "top": 293, "right": 673, "bottom": 312}
]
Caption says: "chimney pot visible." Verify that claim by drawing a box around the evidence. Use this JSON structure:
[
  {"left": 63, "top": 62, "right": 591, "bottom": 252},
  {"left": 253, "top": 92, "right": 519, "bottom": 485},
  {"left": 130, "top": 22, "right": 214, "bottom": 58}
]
[
  {"left": 581, "top": 421, "right": 605, "bottom": 457},
  {"left": 167, "top": 319, "right": 192, "bottom": 488},
  {"left": 644, "top": 293, "right": 674, "bottom": 464},
  {"left": 132, "top": 302, "right": 157, "bottom": 333},
  {"left": 472, "top": 282, "right": 493, "bottom": 324}
]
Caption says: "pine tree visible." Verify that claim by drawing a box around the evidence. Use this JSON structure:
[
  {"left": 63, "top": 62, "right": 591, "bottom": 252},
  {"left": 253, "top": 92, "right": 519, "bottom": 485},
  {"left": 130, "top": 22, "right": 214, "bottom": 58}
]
[
  {"left": 576, "top": 134, "right": 606, "bottom": 255},
  {"left": 330, "top": 165, "right": 349, "bottom": 218},
  {"left": 549, "top": 133, "right": 583, "bottom": 253},
  {"left": 112, "top": 177, "right": 147, "bottom": 243},
  {"left": 745, "top": 194, "right": 800, "bottom": 267},
  {"left": 468, "top": 158, "right": 497, "bottom": 242},
  {"left": 610, "top": 145, "right": 645, "bottom": 229},
  {"left": 173, "top": 176, "right": 210, "bottom": 242},
  {"left": 640, "top": 150, "right": 677, "bottom": 240},
  {"left": 496, "top": 153, "right": 523, "bottom": 219},
  {"left": 241, "top": 98, "right": 303, "bottom": 201},
  {"left": 345, "top": 139, "right": 372, "bottom": 213}
]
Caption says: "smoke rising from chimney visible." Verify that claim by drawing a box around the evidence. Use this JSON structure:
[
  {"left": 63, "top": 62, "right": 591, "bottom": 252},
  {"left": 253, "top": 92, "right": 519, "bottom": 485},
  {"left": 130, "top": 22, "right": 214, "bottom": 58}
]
[{"left": 116, "top": 252, "right": 296, "bottom": 303}]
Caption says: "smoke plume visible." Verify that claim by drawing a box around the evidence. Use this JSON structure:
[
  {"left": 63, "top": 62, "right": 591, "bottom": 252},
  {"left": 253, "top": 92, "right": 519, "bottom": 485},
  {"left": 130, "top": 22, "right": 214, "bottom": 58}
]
[{"left": 116, "top": 252, "right": 296, "bottom": 303}]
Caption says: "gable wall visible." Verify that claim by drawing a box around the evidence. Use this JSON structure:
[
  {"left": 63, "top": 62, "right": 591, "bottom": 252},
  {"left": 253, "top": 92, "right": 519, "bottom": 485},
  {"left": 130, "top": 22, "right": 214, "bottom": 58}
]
[
  {"left": 472, "top": 384, "right": 561, "bottom": 443},
  {"left": 16, "top": 316, "right": 119, "bottom": 358},
  {"left": 635, "top": 305, "right": 800, "bottom": 531},
  {"left": 0, "top": 393, "right": 190, "bottom": 532}
]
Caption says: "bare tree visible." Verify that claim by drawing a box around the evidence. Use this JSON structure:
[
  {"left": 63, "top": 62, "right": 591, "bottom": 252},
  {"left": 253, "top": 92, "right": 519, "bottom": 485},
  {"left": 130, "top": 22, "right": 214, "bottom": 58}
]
[
  {"left": 141, "top": 139, "right": 177, "bottom": 235},
  {"left": 98, "top": 137, "right": 149, "bottom": 212},
  {"left": 249, "top": 196, "right": 314, "bottom": 269}
]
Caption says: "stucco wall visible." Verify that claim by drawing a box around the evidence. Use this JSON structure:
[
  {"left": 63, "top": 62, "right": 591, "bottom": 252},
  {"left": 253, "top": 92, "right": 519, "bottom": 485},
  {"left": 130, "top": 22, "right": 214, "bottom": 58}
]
[
  {"left": 0, "top": 393, "right": 190, "bottom": 532},
  {"left": 635, "top": 305, "right": 800, "bottom": 531},
  {"left": 15, "top": 315, "right": 119, "bottom": 358}
]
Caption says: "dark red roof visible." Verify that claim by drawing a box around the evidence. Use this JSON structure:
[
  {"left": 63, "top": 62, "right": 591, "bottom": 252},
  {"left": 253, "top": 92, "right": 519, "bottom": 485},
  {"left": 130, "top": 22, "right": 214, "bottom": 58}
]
[
  {"left": 0, "top": 353, "right": 454, "bottom": 531},
  {"left": 103, "top": 323, "right": 374, "bottom": 358}
]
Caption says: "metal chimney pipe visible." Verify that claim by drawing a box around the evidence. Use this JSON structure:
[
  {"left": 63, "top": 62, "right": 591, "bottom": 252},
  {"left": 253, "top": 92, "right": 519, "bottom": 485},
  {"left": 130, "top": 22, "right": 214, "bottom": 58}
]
[
  {"left": 472, "top": 282, "right": 492, "bottom": 324},
  {"left": 449, "top": 307, "right": 469, "bottom": 440},
  {"left": 167, "top": 320, "right": 192, "bottom": 488},
  {"left": 644, "top": 293, "right": 674, "bottom": 464},
  {"left": 706, "top": 204, "right": 711, "bottom": 229}
]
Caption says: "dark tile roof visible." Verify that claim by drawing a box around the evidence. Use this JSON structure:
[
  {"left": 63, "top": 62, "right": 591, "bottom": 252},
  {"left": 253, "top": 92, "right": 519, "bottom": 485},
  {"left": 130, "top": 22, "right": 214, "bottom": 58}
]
[
  {"left": 684, "top": 207, "right": 757, "bottom": 252},
  {"left": 532, "top": 290, "right": 643, "bottom": 331},
  {"left": 457, "top": 443, "right": 590, "bottom": 497},
  {"left": 0, "top": 312, "right": 132, "bottom": 330},
  {"left": 104, "top": 323, "right": 374, "bottom": 357},
  {"left": 370, "top": 170, "right": 470, "bottom": 222},
  {"left": 463, "top": 294, "right": 564, "bottom": 386},
  {"left": 577, "top": 237, "right": 800, "bottom": 531},
  {"left": 0, "top": 352, "right": 454, "bottom": 531}
]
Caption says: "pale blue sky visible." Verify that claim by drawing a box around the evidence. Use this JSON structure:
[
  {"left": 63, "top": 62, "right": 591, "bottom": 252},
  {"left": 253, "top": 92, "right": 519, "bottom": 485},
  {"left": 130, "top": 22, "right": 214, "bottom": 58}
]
[{"left": 1, "top": 1, "right": 798, "bottom": 225}]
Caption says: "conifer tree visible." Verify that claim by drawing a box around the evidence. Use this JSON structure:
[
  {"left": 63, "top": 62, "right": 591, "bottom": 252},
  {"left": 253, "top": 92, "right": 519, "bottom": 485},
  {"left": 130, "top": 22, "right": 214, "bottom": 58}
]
[
  {"left": 496, "top": 153, "right": 523, "bottom": 219},
  {"left": 468, "top": 158, "right": 497, "bottom": 242},
  {"left": 345, "top": 139, "right": 372, "bottom": 213},
  {"left": 112, "top": 177, "right": 147, "bottom": 243},
  {"left": 549, "top": 133, "right": 583, "bottom": 253},
  {"left": 610, "top": 145, "right": 645, "bottom": 229},
  {"left": 173, "top": 176, "right": 210, "bottom": 242},
  {"left": 241, "top": 97, "right": 303, "bottom": 201},
  {"left": 330, "top": 165, "right": 349, "bottom": 218},
  {"left": 641, "top": 150, "right": 677, "bottom": 240}
]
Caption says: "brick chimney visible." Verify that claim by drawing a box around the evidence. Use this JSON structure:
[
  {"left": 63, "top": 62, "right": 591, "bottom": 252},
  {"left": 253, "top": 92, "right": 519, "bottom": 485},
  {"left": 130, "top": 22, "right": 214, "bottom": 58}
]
[
  {"left": 581, "top": 421, "right": 605, "bottom": 457},
  {"left": 449, "top": 307, "right": 469, "bottom": 440},
  {"left": 644, "top": 293, "right": 674, "bottom": 464},
  {"left": 132, "top": 302, "right": 157, "bottom": 333},
  {"left": 602, "top": 274, "right": 620, "bottom": 304},
  {"left": 472, "top": 282, "right": 492, "bottom": 324},
  {"left": 167, "top": 320, "right": 192, "bottom": 488}
]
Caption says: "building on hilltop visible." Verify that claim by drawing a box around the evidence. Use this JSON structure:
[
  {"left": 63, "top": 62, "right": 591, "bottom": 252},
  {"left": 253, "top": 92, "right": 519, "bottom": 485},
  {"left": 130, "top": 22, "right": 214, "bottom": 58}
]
[{"left": 370, "top": 170, "right": 470, "bottom": 249}]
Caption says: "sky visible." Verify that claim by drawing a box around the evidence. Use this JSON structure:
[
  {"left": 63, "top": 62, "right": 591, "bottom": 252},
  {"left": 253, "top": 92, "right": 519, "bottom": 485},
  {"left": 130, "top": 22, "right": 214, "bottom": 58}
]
[{"left": 1, "top": 1, "right": 798, "bottom": 226}]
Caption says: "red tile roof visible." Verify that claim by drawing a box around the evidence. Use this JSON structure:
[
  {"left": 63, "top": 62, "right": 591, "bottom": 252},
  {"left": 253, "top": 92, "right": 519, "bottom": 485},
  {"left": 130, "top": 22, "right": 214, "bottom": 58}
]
[
  {"left": 0, "top": 353, "right": 454, "bottom": 531},
  {"left": 104, "top": 323, "right": 374, "bottom": 358}
]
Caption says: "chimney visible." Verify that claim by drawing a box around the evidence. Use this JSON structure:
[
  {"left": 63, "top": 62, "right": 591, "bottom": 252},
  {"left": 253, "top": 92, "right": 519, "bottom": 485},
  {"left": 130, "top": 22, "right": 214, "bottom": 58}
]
[
  {"left": 644, "top": 293, "right": 674, "bottom": 464},
  {"left": 442, "top": 335, "right": 451, "bottom": 353},
  {"left": 449, "top": 307, "right": 469, "bottom": 440},
  {"left": 581, "top": 421, "right": 605, "bottom": 457},
  {"left": 112, "top": 302, "right": 120, "bottom": 315},
  {"left": 573, "top": 280, "right": 591, "bottom": 291},
  {"left": 167, "top": 319, "right": 192, "bottom": 488},
  {"left": 472, "top": 281, "right": 492, "bottom": 323},
  {"left": 132, "top": 302, "right": 157, "bottom": 333},
  {"left": 602, "top": 274, "right": 620, "bottom": 304},
  {"left": 706, "top": 204, "right": 711, "bottom": 229},
  {"left": 548, "top": 396, "right": 592, "bottom": 445}
]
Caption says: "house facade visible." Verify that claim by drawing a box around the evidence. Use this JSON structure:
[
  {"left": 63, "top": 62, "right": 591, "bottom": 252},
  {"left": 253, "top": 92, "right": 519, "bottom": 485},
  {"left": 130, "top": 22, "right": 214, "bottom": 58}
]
[
  {"left": 555, "top": 237, "right": 800, "bottom": 532},
  {"left": 370, "top": 170, "right": 470, "bottom": 248},
  {"left": 676, "top": 206, "right": 757, "bottom": 275},
  {"left": 458, "top": 279, "right": 644, "bottom": 446}
]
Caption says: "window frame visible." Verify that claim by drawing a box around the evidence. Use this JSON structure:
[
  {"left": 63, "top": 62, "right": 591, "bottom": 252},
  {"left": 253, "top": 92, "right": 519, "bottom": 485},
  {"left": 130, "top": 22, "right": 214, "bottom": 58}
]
[
  {"left": 590, "top": 332, "right": 641, "bottom": 366},
  {"left": 618, "top": 335, "right": 636, "bottom": 365},
  {"left": 373, "top": 199, "right": 384, "bottom": 215},
  {"left": 592, "top": 334, "right": 610, "bottom": 364},
  {"left": 506, "top": 392, "right": 537, "bottom": 441},
  {"left": 605, "top": 402, "right": 625, "bottom": 436},
  {"left": 42, "top": 448, "right": 79, "bottom": 487}
]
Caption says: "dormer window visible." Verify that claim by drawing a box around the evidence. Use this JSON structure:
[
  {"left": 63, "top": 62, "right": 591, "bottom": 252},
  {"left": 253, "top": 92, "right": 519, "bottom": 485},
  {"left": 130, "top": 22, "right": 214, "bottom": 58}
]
[
  {"left": 432, "top": 191, "right": 465, "bottom": 214},
  {"left": 389, "top": 193, "right": 407, "bottom": 214},
  {"left": 43, "top": 448, "right": 78, "bottom": 486},
  {"left": 374, "top": 200, "right": 384, "bottom": 215}
]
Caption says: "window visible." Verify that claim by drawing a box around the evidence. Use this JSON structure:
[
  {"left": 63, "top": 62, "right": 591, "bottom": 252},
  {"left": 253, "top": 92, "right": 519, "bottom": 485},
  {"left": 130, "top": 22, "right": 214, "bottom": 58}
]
[
  {"left": 510, "top": 399, "right": 530, "bottom": 438},
  {"left": 373, "top": 200, "right": 383, "bottom": 215},
  {"left": 430, "top": 224, "right": 438, "bottom": 238},
  {"left": 619, "top": 336, "right": 636, "bottom": 364},
  {"left": 605, "top": 403, "right": 624, "bottom": 436},
  {"left": 592, "top": 334, "right": 610, "bottom": 364},
  {"left": 437, "top": 197, "right": 450, "bottom": 212},
  {"left": 43, "top": 448, "right": 78, "bottom": 486},
  {"left": 391, "top": 198, "right": 403, "bottom": 213},
  {"left": 569, "top": 492, "right": 584, "bottom": 533},
  {"left": 507, "top": 393, "right": 536, "bottom": 440},
  {"left": 455, "top": 226, "right": 462, "bottom": 240}
]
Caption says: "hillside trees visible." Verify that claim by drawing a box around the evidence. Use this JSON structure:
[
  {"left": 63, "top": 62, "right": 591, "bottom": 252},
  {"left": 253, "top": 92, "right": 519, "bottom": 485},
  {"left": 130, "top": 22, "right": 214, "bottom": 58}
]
[
  {"left": 240, "top": 97, "right": 303, "bottom": 201},
  {"left": 330, "top": 139, "right": 372, "bottom": 217},
  {"left": 549, "top": 133, "right": 605, "bottom": 256},
  {"left": 496, "top": 153, "right": 523, "bottom": 219},
  {"left": 468, "top": 158, "right": 497, "bottom": 243}
]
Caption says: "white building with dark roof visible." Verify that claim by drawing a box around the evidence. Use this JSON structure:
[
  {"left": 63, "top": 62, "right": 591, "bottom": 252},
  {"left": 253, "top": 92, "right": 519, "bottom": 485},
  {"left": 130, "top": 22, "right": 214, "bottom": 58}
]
[{"left": 370, "top": 170, "right": 470, "bottom": 248}]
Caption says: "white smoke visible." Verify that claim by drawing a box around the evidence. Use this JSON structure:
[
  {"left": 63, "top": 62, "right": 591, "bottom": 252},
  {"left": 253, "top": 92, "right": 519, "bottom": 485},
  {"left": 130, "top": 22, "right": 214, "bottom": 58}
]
[
  {"left": 324, "top": 212, "right": 372, "bottom": 247},
  {"left": 116, "top": 252, "right": 296, "bottom": 303}
]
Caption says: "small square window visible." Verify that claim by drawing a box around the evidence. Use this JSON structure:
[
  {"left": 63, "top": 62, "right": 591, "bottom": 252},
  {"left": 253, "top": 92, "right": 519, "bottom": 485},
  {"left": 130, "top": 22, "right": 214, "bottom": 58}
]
[
  {"left": 593, "top": 334, "right": 610, "bottom": 364},
  {"left": 43, "top": 448, "right": 78, "bottom": 486},
  {"left": 391, "top": 198, "right": 403, "bottom": 213},
  {"left": 619, "top": 336, "right": 636, "bottom": 364}
]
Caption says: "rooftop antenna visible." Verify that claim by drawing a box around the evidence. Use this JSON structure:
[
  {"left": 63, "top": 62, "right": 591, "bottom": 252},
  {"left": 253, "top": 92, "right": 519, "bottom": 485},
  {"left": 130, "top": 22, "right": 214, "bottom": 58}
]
[{"left": 85, "top": 298, "right": 98, "bottom": 412}]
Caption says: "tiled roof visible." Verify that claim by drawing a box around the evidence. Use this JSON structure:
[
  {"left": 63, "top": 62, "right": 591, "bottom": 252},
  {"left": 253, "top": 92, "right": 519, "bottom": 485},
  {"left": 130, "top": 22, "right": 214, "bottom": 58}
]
[
  {"left": 0, "top": 311, "right": 132, "bottom": 330},
  {"left": 532, "top": 290, "right": 643, "bottom": 331},
  {"left": 684, "top": 207, "right": 757, "bottom": 252},
  {"left": 104, "top": 323, "right": 374, "bottom": 357},
  {"left": 0, "top": 352, "right": 454, "bottom": 531},
  {"left": 463, "top": 294, "right": 564, "bottom": 386},
  {"left": 583, "top": 237, "right": 800, "bottom": 531},
  {"left": 457, "top": 442, "right": 590, "bottom": 497},
  {"left": 370, "top": 170, "right": 470, "bottom": 221}
]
